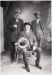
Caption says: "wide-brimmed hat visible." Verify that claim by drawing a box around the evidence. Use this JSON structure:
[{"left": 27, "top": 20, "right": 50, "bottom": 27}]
[
  {"left": 24, "top": 23, "right": 31, "bottom": 29},
  {"left": 24, "top": 23, "right": 31, "bottom": 27}
]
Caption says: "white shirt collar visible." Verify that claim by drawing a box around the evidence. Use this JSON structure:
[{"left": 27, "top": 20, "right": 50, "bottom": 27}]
[
  {"left": 16, "top": 19, "right": 18, "bottom": 22},
  {"left": 37, "top": 19, "right": 40, "bottom": 24}
]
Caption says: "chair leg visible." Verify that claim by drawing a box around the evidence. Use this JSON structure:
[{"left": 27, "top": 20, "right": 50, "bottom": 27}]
[{"left": 16, "top": 50, "right": 19, "bottom": 61}]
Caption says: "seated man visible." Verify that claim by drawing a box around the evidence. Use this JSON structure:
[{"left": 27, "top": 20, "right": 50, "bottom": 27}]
[{"left": 16, "top": 23, "right": 42, "bottom": 72}]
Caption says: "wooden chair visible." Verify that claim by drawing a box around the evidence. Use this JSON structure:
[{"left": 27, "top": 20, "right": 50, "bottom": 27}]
[{"left": 15, "top": 44, "right": 36, "bottom": 61}]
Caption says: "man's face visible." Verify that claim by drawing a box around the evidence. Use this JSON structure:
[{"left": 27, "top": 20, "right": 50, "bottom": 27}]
[
  {"left": 25, "top": 25, "right": 31, "bottom": 32},
  {"left": 36, "top": 15, "right": 41, "bottom": 20},
  {"left": 15, "top": 13, "right": 19, "bottom": 19}
]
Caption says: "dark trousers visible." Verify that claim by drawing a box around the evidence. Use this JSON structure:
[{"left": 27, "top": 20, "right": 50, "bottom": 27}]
[
  {"left": 11, "top": 42, "right": 16, "bottom": 61},
  {"left": 22, "top": 48, "right": 29, "bottom": 68},
  {"left": 22, "top": 47, "right": 41, "bottom": 68},
  {"left": 35, "top": 47, "right": 41, "bottom": 65}
]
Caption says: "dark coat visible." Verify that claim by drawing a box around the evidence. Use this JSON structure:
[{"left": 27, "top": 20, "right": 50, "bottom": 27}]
[
  {"left": 9, "top": 18, "right": 24, "bottom": 42},
  {"left": 18, "top": 30, "right": 37, "bottom": 48},
  {"left": 31, "top": 20, "right": 43, "bottom": 47}
]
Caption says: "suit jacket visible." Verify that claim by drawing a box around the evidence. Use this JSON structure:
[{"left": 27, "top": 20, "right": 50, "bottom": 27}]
[
  {"left": 18, "top": 30, "right": 37, "bottom": 48},
  {"left": 31, "top": 20, "right": 43, "bottom": 47},
  {"left": 9, "top": 18, "right": 24, "bottom": 42}
]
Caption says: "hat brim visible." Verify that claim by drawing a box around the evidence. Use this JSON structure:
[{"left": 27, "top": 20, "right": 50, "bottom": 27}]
[
  {"left": 34, "top": 13, "right": 41, "bottom": 17},
  {"left": 14, "top": 11, "right": 21, "bottom": 14}
]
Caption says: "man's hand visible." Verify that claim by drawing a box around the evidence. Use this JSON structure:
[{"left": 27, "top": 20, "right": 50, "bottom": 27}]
[
  {"left": 15, "top": 42, "right": 21, "bottom": 51},
  {"left": 33, "top": 45, "right": 37, "bottom": 51},
  {"left": 13, "top": 24, "right": 17, "bottom": 28}
]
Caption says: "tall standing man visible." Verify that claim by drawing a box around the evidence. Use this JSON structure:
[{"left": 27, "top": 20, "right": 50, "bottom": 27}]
[
  {"left": 31, "top": 11, "right": 44, "bottom": 69},
  {"left": 31, "top": 11, "right": 43, "bottom": 47},
  {"left": 9, "top": 9, "right": 24, "bottom": 62}
]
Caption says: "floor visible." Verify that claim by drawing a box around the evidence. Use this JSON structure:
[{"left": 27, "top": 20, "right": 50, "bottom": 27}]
[{"left": 1, "top": 50, "right": 52, "bottom": 75}]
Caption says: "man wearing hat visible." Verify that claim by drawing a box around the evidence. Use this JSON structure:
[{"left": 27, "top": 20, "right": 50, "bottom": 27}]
[
  {"left": 31, "top": 11, "right": 43, "bottom": 69},
  {"left": 16, "top": 23, "right": 40, "bottom": 72},
  {"left": 8, "top": 9, "right": 24, "bottom": 62}
]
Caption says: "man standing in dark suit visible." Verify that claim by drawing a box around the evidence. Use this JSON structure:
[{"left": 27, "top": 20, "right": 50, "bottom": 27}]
[
  {"left": 31, "top": 11, "right": 43, "bottom": 69},
  {"left": 9, "top": 9, "right": 24, "bottom": 62},
  {"left": 31, "top": 11, "right": 43, "bottom": 47}
]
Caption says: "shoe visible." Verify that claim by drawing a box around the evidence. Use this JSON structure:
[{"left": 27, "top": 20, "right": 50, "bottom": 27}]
[
  {"left": 35, "top": 64, "right": 42, "bottom": 69},
  {"left": 25, "top": 67, "right": 30, "bottom": 72}
]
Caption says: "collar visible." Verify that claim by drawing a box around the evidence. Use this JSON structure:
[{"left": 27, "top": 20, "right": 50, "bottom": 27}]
[
  {"left": 16, "top": 19, "right": 18, "bottom": 22},
  {"left": 37, "top": 19, "right": 40, "bottom": 24}
]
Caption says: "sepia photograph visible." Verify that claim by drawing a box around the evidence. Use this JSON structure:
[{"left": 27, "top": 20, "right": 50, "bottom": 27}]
[{"left": 0, "top": 0, "right": 51, "bottom": 75}]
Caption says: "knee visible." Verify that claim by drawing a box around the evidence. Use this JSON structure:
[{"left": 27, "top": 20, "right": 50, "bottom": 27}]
[
  {"left": 36, "top": 47, "right": 41, "bottom": 54},
  {"left": 22, "top": 48, "right": 27, "bottom": 53},
  {"left": 38, "top": 48, "right": 41, "bottom": 52}
]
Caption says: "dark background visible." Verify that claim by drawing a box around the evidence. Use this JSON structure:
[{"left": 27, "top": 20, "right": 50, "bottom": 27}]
[{"left": 1, "top": 1, "right": 51, "bottom": 55}]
